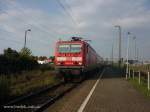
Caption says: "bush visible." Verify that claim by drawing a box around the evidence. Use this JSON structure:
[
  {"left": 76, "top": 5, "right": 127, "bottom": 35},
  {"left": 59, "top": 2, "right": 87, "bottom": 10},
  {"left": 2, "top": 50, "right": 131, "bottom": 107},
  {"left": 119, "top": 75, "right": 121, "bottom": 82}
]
[
  {"left": 39, "top": 64, "right": 54, "bottom": 72},
  {"left": 0, "top": 48, "right": 39, "bottom": 75},
  {"left": 0, "top": 75, "right": 11, "bottom": 104}
]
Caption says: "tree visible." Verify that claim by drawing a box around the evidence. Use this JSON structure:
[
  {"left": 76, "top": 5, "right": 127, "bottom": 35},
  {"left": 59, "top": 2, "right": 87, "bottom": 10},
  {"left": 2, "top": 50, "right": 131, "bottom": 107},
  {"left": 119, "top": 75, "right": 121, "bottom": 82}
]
[
  {"left": 0, "top": 47, "right": 38, "bottom": 75},
  {"left": 4, "top": 48, "right": 19, "bottom": 58},
  {"left": 32, "top": 56, "right": 38, "bottom": 61},
  {"left": 20, "top": 47, "right": 32, "bottom": 57},
  {"left": 38, "top": 56, "right": 47, "bottom": 61}
]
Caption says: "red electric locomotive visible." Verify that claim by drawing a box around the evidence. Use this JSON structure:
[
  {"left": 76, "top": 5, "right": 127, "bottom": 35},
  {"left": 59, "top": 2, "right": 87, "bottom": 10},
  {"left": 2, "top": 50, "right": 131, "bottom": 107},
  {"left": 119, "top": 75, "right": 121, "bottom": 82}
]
[{"left": 54, "top": 37, "right": 103, "bottom": 81}]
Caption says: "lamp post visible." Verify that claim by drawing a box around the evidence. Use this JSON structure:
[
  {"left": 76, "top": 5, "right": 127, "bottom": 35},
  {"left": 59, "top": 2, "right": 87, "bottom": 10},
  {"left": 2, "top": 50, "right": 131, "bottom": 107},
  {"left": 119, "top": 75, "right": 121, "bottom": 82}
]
[
  {"left": 115, "top": 25, "right": 122, "bottom": 67},
  {"left": 112, "top": 44, "right": 114, "bottom": 65},
  {"left": 133, "top": 36, "right": 136, "bottom": 61},
  {"left": 24, "top": 29, "right": 31, "bottom": 48},
  {"left": 137, "top": 47, "right": 139, "bottom": 61},
  {"left": 126, "top": 32, "right": 131, "bottom": 79}
]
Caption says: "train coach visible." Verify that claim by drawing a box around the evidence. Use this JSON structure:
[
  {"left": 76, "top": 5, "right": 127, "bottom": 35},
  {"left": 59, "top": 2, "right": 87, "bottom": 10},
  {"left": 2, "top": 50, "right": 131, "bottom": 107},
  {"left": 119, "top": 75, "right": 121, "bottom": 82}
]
[{"left": 54, "top": 37, "right": 103, "bottom": 82}]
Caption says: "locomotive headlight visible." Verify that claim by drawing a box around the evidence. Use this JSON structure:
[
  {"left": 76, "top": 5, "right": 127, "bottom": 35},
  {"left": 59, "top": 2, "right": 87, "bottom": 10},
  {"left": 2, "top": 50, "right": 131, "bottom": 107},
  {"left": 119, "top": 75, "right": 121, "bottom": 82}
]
[
  {"left": 78, "top": 62, "right": 82, "bottom": 65},
  {"left": 57, "top": 57, "right": 66, "bottom": 61},
  {"left": 72, "top": 57, "right": 82, "bottom": 61}
]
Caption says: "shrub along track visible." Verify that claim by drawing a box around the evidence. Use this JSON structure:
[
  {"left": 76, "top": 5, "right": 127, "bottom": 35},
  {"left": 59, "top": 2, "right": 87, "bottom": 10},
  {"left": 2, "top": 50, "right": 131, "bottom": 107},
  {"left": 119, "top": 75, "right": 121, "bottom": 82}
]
[{"left": 2, "top": 81, "right": 79, "bottom": 112}]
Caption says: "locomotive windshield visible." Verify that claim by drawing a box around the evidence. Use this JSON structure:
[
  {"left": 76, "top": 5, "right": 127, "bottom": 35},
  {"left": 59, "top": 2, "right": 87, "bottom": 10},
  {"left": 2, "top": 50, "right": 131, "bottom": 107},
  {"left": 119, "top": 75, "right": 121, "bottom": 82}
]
[
  {"left": 70, "top": 44, "right": 81, "bottom": 53},
  {"left": 58, "top": 44, "right": 70, "bottom": 53},
  {"left": 58, "top": 44, "right": 81, "bottom": 53}
]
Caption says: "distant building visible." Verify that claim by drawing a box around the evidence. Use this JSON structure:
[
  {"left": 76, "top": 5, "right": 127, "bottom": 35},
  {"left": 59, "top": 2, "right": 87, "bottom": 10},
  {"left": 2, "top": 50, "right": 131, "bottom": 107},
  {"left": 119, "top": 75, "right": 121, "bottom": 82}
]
[{"left": 37, "top": 60, "right": 49, "bottom": 64}]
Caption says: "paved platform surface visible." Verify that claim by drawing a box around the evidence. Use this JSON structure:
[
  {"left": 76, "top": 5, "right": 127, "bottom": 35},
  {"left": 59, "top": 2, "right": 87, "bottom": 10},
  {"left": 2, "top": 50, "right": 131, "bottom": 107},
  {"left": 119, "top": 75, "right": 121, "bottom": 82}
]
[
  {"left": 44, "top": 68, "right": 150, "bottom": 112},
  {"left": 44, "top": 72, "right": 99, "bottom": 112},
  {"left": 83, "top": 68, "right": 150, "bottom": 112}
]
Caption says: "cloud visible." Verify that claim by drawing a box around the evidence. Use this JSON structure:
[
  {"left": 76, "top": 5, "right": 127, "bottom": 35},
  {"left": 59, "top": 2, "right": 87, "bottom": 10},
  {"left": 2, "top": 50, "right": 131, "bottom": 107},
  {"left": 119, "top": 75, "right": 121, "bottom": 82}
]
[
  {"left": 63, "top": 0, "right": 150, "bottom": 59},
  {"left": 0, "top": 1, "right": 78, "bottom": 56},
  {"left": 114, "top": 13, "right": 150, "bottom": 28},
  {"left": 0, "top": 0, "right": 150, "bottom": 60}
]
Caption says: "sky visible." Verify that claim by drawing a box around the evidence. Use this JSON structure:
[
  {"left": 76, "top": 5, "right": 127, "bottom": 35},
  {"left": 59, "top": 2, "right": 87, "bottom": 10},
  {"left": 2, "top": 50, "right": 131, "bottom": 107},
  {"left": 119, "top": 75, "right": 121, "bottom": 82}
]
[{"left": 0, "top": 0, "right": 150, "bottom": 60}]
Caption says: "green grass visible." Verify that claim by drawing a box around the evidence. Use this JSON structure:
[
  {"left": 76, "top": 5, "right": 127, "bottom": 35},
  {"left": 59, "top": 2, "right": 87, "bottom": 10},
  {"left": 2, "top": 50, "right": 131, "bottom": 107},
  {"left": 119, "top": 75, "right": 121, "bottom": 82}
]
[
  {"left": 0, "top": 70, "right": 61, "bottom": 105},
  {"left": 129, "top": 77, "right": 150, "bottom": 98}
]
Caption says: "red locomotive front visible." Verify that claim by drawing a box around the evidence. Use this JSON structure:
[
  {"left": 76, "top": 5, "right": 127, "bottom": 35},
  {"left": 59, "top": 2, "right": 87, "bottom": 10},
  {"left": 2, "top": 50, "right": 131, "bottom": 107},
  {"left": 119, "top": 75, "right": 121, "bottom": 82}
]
[
  {"left": 55, "top": 40, "right": 84, "bottom": 68},
  {"left": 54, "top": 37, "right": 102, "bottom": 82}
]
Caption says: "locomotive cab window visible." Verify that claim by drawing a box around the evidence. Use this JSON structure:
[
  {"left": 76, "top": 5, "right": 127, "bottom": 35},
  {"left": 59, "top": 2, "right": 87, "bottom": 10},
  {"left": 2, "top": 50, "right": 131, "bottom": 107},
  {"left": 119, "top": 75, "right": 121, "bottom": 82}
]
[
  {"left": 70, "top": 44, "right": 81, "bottom": 53},
  {"left": 58, "top": 44, "right": 70, "bottom": 53},
  {"left": 58, "top": 44, "right": 81, "bottom": 53}
]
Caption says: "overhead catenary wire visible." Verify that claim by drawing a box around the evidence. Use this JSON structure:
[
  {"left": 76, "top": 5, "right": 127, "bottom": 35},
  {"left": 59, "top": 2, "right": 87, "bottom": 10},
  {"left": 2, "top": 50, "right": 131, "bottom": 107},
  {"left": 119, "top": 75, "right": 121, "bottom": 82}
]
[
  {"left": 0, "top": 1, "right": 81, "bottom": 49},
  {"left": 1, "top": 0, "right": 67, "bottom": 37},
  {"left": 0, "top": 1, "right": 59, "bottom": 56},
  {"left": 63, "top": 0, "right": 78, "bottom": 24},
  {"left": 56, "top": 0, "right": 79, "bottom": 27},
  {"left": 4, "top": 0, "right": 79, "bottom": 36}
]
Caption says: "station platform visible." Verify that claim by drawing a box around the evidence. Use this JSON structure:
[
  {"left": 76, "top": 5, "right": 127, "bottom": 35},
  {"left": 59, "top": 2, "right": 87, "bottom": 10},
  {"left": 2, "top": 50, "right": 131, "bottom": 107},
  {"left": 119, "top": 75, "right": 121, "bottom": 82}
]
[
  {"left": 80, "top": 68, "right": 150, "bottom": 112},
  {"left": 44, "top": 67, "right": 150, "bottom": 112}
]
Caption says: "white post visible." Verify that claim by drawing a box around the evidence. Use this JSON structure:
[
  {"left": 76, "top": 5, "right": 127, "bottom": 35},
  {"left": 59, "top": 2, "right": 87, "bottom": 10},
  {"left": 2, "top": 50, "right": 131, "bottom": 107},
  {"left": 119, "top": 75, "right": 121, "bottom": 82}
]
[
  {"left": 126, "top": 67, "right": 128, "bottom": 80},
  {"left": 129, "top": 69, "right": 130, "bottom": 78},
  {"left": 148, "top": 72, "right": 150, "bottom": 90},
  {"left": 126, "top": 72, "right": 128, "bottom": 80},
  {"left": 126, "top": 32, "right": 130, "bottom": 80},
  {"left": 133, "top": 70, "right": 134, "bottom": 80},
  {"left": 138, "top": 71, "right": 140, "bottom": 84}
]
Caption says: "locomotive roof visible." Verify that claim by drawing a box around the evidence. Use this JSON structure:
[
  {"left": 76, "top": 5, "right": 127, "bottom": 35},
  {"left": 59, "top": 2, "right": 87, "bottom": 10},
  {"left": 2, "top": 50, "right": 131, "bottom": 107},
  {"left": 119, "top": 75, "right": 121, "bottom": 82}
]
[{"left": 57, "top": 40, "right": 86, "bottom": 44}]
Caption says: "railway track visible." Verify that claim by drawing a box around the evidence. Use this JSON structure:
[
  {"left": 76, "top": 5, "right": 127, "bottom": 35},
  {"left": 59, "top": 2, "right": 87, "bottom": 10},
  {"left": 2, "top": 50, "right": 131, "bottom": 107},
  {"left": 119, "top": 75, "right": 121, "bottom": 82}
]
[{"left": 2, "top": 82, "right": 78, "bottom": 112}]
